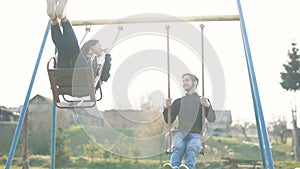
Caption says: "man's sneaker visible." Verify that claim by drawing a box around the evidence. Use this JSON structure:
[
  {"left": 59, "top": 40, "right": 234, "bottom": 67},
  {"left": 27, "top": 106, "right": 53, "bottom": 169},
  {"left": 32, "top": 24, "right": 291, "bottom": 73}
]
[
  {"left": 56, "top": 0, "right": 67, "bottom": 19},
  {"left": 163, "top": 163, "right": 175, "bottom": 169},
  {"left": 179, "top": 164, "right": 189, "bottom": 169},
  {"left": 47, "top": 0, "right": 57, "bottom": 20}
]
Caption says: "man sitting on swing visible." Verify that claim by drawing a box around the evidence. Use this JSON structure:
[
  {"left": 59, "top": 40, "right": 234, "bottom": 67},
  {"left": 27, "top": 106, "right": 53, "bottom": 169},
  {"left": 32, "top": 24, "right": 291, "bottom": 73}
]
[
  {"left": 46, "top": 0, "right": 111, "bottom": 90},
  {"left": 163, "top": 73, "right": 216, "bottom": 169}
]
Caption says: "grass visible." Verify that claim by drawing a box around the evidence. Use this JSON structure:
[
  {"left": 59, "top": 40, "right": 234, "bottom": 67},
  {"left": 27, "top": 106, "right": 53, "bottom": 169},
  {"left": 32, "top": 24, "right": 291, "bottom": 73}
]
[
  {"left": 66, "top": 125, "right": 89, "bottom": 156},
  {"left": 114, "top": 127, "right": 136, "bottom": 137},
  {"left": 4, "top": 157, "right": 300, "bottom": 169},
  {"left": 1, "top": 125, "right": 300, "bottom": 168},
  {"left": 207, "top": 137, "right": 261, "bottom": 160}
]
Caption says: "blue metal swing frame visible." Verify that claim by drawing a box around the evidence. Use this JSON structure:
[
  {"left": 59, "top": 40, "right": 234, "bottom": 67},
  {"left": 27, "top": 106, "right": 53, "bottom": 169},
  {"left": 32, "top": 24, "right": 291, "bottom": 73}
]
[{"left": 5, "top": 1, "right": 274, "bottom": 168}]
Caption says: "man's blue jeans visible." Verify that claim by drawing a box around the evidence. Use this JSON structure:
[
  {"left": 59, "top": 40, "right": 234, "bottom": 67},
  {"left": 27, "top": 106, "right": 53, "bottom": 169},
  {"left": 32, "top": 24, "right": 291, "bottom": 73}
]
[{"left": 170, "top": 131, "right": 202, "bottom": 169}]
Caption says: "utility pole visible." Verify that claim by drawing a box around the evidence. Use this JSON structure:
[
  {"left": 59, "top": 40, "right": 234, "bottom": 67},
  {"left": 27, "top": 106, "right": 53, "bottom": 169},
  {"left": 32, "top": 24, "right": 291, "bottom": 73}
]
[{"left": 22, "top": 108, "right": 30, "bottom": 169}]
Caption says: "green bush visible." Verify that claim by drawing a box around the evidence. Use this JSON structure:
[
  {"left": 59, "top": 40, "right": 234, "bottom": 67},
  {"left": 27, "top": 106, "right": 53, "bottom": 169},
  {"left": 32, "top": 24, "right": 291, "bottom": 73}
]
[
  {"left": 0, "top": 123, "right": 23, "bottom": 156},
  {"left": 29, "top": 155, "right": 49, "bottom": 167},
  {"left": 55, "top": 126, "right": 71, "bottom": 167},
  {"left": 274, "top": 160, "right": 300, "bottom": 169},
  {"left": 28, "top": 128, "right": 51, "bottom": 155},
  {"left": 76, "top": 156, "right": 89, "bottom": 166},
  {"left": 82, "top": 136, "right": 102, "bottom": 161},
  {"left": 67, "top": 125, "right": 89, "bottom": 156}
]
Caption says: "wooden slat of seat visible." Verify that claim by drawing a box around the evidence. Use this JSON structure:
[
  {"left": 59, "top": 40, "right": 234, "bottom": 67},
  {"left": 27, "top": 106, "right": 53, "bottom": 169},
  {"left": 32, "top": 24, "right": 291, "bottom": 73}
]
[
  {"left": 55, "top": 77, "right": 91, "bottom": 87},
  {"left": 48, "top": 67, "right": 95, "bottom": 97},
  {"left": 49, "top": 67, "right": 93, "bottom": 78},
  {"left": 56, "top": 101, "right": 96, "bottom": 109},
  {"left": 58, "top": 86, "right": 91, "bottom": 96}
]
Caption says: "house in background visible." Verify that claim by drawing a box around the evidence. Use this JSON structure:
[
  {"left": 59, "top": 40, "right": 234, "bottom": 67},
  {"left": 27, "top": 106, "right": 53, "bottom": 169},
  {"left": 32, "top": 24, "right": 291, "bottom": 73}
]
[
  {"left": 1, "top": 94, "right": 233, "bottom": 138},
  {"left": 102, "top": 109, "right": 233, "bottom": 137},
  {"left": 0, "top": 94, "right": 76, "bottom": 124},
  {"left": 207, "top": 110, "right": 232, "bottom": 137},
  {"left": 103, "top": 109, "right": 158, "bottom": 128},
  {"left": 0, "top": 106, "right": 19, "bottom": 121},
  {"left": 28, "top": 94, "right": 77, "bottom": 126}
]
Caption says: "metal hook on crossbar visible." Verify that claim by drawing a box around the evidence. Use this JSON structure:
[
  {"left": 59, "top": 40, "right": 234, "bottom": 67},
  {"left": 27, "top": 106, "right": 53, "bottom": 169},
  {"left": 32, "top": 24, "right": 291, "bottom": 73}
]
[{"left": 79, "top": 25, "right": 91, "bottom": 45}]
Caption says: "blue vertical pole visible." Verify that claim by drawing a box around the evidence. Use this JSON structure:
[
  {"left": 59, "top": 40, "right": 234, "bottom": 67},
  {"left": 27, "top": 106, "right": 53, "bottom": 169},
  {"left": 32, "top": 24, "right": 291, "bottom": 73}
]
[
  {"left": 237, "top": 0, "right": 274, "bottom": 168},
  {"left": 50, "top": 101, "right": 57, "bottom": 169},
  {"left": 5, "top": 20, "right": 51, "bottom": 169},
  {"left": 239, "top": 6, "right": 267, "bottom": 164}
]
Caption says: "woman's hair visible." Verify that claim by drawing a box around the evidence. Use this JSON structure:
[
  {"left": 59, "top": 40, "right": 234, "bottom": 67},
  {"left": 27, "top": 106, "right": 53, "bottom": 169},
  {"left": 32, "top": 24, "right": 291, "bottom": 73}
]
[{"left": 80, "top": 39, "right": 100, "bottom": 56}]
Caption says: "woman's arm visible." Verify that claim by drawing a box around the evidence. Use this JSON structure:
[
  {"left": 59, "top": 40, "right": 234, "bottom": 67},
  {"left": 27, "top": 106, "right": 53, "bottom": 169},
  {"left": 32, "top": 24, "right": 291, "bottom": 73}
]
[{"left": 100, "top": 54, "right": 112, "bottom": 82}]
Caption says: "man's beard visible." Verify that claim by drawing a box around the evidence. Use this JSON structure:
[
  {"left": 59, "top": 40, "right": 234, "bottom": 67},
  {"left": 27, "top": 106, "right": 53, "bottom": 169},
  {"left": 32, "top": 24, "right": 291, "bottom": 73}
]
[{"left": 184, "top": 84, "right": 194, "bottom": 92}]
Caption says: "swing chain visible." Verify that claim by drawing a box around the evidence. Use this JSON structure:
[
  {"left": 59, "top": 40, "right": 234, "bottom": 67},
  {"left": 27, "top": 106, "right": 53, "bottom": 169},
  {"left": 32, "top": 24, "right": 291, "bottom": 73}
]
[
  {"left": 79, "top": 24, "right": 92, "bottom": 45},
  {"left": 106, "top": 25, "right": 123, "bottom": 53},
  {"left": 165, "top": 24, "right": 173, "bottom": 154},
  {"left": 199, "top": 23, "right": 206, "bottom": 156}
]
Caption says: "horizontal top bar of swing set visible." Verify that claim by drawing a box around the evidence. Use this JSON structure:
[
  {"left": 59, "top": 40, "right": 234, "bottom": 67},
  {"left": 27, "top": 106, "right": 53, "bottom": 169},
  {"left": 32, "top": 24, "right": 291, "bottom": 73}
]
[{"left": 71, "top": 15, "right": 240, "bottom": 26}]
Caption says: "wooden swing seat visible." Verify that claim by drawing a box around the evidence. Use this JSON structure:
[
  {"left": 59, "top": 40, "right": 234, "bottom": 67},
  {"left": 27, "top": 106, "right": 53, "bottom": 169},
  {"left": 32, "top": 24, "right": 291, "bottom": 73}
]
[{"left": 47, "top": 57, "right": 102, "bottom": 109}]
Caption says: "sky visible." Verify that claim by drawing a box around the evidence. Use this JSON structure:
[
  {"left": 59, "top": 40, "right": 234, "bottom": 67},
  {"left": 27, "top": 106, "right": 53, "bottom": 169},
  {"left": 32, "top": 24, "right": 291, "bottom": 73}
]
[{"left": 0, "top": 0, "right": 300, "bottom": 126}]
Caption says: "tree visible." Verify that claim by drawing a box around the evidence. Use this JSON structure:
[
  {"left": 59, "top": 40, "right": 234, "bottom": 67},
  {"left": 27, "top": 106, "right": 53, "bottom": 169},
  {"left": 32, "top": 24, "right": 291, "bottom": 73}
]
[
  {"left": 102, "top": 139, "right": 111, "bottom": 163},
  {"left": 239, "top": 121, "right": 254, "bottom": 142},
  {"left": 83, "top": 136, "right": 102, "bottom": 162},
  {"left": 135, "top": 94, "right": 168, "bottom": 165},
  {"left": 102, "top": 150, "right": 110, "bottom": 163},
  {"left": 280, "top": 43, "right": 300, "bottom": 161},
  {"left": 280, "top": 43, "right": 300, "bottom": 128},
  {"left": 55, "top": 126, "right": 71, "bottom": 166},
  {"left": 110, "top": 135, "right": 129, "bottom": 163},
  {"left": 270, "top": 118, "right": 288, "bottom": 144},
  {"left": 280, "top": 43, "right": 300, "bottom": 92},
  {"left": 132, "top": 147, "right": 142, "bottom": 164}
]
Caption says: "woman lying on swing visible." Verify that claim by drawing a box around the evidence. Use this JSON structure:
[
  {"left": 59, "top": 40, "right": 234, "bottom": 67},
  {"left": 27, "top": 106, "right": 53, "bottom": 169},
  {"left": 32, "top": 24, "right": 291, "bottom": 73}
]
[{"left": 46, "top": 0, "right": 111, "bottom": 91}]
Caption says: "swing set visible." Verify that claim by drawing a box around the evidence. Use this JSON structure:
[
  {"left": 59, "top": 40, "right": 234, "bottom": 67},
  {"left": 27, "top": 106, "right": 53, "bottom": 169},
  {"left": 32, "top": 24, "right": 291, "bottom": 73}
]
[{"left": 5, "top": 1, "right": 275, "bottom": 169}]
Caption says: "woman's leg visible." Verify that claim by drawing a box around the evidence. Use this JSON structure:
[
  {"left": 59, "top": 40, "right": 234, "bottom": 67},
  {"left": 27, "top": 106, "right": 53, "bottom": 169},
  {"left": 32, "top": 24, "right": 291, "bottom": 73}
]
[
  {"left": 50, "top": 19, "right": 70, "bottom": 68},
  {"left": 50, "top": 20, "right": 62, "bottom": 49},
  {"left": 61, "top": 17, "right": 78, "bottom": 46},
  {"left": 50, "top": 19, "right": 71, "bottom": 68},
  {"left": 60, "top": 17, "right": 80, "bottom": 67}
]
